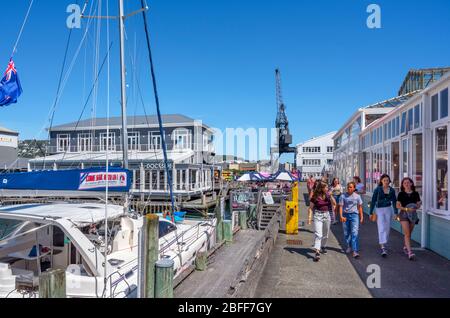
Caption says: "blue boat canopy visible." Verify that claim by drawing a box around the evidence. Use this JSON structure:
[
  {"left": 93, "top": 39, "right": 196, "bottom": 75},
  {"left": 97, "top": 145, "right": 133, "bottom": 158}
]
[{"left": 0, "top": 168, "right": 131, "bottom": 192}]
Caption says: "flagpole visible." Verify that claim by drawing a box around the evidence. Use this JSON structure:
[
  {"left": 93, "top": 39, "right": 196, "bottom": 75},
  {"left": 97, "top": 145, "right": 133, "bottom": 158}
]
[{"left": 118, "top": 0, "right": 129, "bottom": 170}]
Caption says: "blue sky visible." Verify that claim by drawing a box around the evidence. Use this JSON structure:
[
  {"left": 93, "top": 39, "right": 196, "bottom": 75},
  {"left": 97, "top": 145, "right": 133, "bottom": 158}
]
[{"left": 1, "top": 0, "right": 450, "bottom": 156}]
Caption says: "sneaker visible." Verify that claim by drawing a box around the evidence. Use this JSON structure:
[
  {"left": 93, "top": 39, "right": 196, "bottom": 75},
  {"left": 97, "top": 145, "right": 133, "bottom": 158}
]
[
  {"left": 353, "top": 252, "right": 360, "bottom": 259},
  {"left": 345, "top": 247, "right": 352, "bottom": 254},
  {"left": 320, "top": 248, "right": 328, "bottom": 255},
  {"left": 313, "top": 252, "right": 321, "bottom": 262},
  {"left": 408, "top": 251, "right": 416, "bottom": 261},
  {"left": 381, "top": 248, "right": 388, "bottom": 258}
]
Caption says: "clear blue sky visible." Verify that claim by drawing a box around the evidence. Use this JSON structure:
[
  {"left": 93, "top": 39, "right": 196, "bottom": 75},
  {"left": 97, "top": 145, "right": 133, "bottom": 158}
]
[{"left": 1, "top": 0, "right": 450, "bottom": 151}]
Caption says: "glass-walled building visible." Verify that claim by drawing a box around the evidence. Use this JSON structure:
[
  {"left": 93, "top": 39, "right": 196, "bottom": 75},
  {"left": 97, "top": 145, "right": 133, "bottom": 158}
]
[{"left": 333, "top": 70, "right": 450, "bottom": 260}]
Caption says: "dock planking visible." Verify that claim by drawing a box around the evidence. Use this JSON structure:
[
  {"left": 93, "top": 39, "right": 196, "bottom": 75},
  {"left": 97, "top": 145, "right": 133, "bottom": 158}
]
[{"left": 174, "top": 229, "right": 265, "bottom": 298}]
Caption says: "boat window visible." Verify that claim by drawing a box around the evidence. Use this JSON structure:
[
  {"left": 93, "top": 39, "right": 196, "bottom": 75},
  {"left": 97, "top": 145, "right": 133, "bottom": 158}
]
[
  {"left": 159, "top": 221, "right": 177, "bottom": 238},
  {"left": 53, "top": 226, "right": 65, "bottom": 247},
  {"left": 0, "top": 219, "right": 25, "bottom": 240}
]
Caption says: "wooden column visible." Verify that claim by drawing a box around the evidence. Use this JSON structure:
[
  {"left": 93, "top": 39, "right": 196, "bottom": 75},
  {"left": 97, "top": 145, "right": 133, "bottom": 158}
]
[
  {"left": 155, "top": 259, "right": 174, "bottom": 298},
  {"left": 223, "top": 220, "right": 233, "bottom": 243},
  {"left": 141, "top": 214, "right": 159, "bottom": 298},
  {"left": 195, "top": 251, "right": 207, "bottom": 271},
  {"left": 239, "top": 211, "right": 248, "bottom": 230},
  {"left": 39, "top": 269, "right": 66, "bottom": 298}
]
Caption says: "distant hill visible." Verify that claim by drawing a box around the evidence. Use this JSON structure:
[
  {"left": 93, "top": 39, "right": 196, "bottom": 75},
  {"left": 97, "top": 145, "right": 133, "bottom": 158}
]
[{"left": 18, "top": 140, "right": 48, "bottom": 158}]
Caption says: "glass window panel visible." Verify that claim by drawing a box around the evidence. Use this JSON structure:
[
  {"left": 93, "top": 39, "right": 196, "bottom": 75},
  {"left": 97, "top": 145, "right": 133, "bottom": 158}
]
[
  {"left": 392, "top": 142, "right": 400, "bottom": 191},
  {"left": 440, "top": 88, "right": 448, "bottom": 119},
  {"left": 435, "top": 126, "right": 448, "bottom": 211},
  {"left": 414, "top": 105, "right": 420, "bottom": 129},
  {"left": 432, "top": 94, "right": 439, "bottom": 122},
  {"left": 412, "top": 134, "right": 423, "bottom": 196}
]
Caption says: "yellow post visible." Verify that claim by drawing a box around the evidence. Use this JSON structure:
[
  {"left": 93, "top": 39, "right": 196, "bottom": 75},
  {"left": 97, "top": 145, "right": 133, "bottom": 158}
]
[
  {"left": 286, "top": 182, "right": 299, "bottom": 235},
  {"left": 286, "top": 201, "right": 299, "bottom": 235}
]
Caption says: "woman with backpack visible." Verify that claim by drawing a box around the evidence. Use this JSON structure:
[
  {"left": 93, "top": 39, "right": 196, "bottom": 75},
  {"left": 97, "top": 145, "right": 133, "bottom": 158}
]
[
  {"left": 396, "top": 177, "right": 422, "bottom": 260},
  {"left": 308, "top": 181, "right": 337, "bottom": 262},
  {"left": 369, "top": 174, "right": 398, "bottom": 257}
]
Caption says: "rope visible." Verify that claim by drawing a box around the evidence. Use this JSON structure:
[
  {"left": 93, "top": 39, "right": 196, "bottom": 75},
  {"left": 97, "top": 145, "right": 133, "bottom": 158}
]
[
  {"left": 61, "top": 42, "right": 113, "bottom": 162},
  {"left": 140, "top": 0, "right": 176, "bottom": 220},
  {"left": 11, "top": 0, "right": 35, "bottom": 59}
]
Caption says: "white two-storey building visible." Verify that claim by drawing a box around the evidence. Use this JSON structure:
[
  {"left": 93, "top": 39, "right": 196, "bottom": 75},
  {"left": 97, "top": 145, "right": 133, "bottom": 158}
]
[{"left": 296, "top": 131, "right": 336, "bottom": 181}]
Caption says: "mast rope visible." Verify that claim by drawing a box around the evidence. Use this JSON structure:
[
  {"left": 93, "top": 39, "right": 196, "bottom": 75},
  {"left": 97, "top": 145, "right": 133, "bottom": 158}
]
[{"left": 140, "top": 0, "right": 176, "bottom": 220}]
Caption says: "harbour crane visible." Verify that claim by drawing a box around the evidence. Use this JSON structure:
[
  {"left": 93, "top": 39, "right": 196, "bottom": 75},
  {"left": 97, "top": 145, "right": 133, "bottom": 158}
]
[{"left": 270, "top": 69, "right": 297, "bottom": 173}]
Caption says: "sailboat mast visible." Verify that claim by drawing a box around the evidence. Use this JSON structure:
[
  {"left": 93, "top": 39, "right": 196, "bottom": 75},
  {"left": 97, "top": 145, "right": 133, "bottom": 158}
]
[{"left": 118, "top": 0, "right": 128, "bottom": 169}]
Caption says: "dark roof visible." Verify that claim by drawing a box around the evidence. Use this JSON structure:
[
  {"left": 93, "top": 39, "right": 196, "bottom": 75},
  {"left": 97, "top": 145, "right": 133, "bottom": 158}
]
[{"left": 50, "top": 114, "right": 206, "bottom": 131}]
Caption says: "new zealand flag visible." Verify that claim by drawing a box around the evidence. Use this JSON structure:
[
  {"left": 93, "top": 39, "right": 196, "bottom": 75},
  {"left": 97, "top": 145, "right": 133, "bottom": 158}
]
[{"left": 0, "top": 59, "right": 23, "bottom": 107}]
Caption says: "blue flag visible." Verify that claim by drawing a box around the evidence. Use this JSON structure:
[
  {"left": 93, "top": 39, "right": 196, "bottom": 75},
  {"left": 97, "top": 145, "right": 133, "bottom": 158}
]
[{"left": 0, "top": 59, "right": 23, "bottom": 107}]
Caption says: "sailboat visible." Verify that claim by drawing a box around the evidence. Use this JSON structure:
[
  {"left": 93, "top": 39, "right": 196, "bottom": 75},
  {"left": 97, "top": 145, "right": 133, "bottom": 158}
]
[{"left": 0, "top": 0, "right": 217, "bottom": 298}]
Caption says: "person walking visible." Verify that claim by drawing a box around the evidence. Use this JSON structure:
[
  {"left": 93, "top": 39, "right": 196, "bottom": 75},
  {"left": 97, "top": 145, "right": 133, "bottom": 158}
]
[
  {"left": 369, "top": 174, "right": 398, "bottom": 257},
  {"left": 339, "top": 182, "right": 364, "bottom": 259},
  {"left": 307, "top": 175, "right": 315, "bottom": 197},
  {"left": 396, "top": 177, "right": 422, "bottom": 260},
  {"left": 353, "top": 176, "right": 366, "bottom": 194},
  {"left": 308, "top": 181, "right": 336, "bottom": 262},
  {"left": 330, "top": 178, "right": 344, "bottom": 225}
]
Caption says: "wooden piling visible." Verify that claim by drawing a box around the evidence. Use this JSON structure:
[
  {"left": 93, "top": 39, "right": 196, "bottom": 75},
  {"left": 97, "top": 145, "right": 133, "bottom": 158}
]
[
  {"left": 239, "top": 211, "right": 248, "bottom": 230},
  {"left": 155, "top": 259, "right": 174, "bottom": 298},
  {"left": 223, "top": 220, "right": 233, "bottom": 243},
  {"left": 39, "top": 269, "right": 66, "bottom": 298},
  {"left": 195, "top": 251, "right": 208, "bottom": 271},
  {"left": 142, "top": 214, "right": 159, "bottom": 298}
]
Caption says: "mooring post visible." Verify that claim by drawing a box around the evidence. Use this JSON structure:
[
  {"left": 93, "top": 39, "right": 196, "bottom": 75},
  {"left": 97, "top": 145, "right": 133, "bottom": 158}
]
[
  {"left": 155, "top": 259, "right": 174, "bottom": 298},
  {"left": 215, "top": 198, "right": 224, "bottom": 243},
  {"left": 142, "top": 214, "right": 159, "bottom": 298},
  {"left": 195, "top": 251, "right": 208, "bottom": 271},
  {"left": 239, "top": 211, "right": 248, "bottom": 230},
  {"left": 39, "top": 269, "right": 66, "bottom": 298},
  {"left": 223, "top": 220, "right": 233, "bottom": 243}
]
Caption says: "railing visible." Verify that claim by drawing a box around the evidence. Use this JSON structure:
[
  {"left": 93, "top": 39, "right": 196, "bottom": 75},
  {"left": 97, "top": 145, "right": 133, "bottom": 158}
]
[{"left": 45, "top": 143, "right": 214, "bottom": 155}]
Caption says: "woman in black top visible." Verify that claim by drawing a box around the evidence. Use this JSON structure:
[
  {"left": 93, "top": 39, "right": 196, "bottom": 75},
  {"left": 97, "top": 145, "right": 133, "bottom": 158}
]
[{"left": 396, "top": 178, "right": 422, "bottom": 260}]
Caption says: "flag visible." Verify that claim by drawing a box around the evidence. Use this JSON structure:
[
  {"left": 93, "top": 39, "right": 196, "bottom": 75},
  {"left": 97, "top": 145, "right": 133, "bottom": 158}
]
[{"left": 0, "top": 59, "right": 23, "bottom": 107}]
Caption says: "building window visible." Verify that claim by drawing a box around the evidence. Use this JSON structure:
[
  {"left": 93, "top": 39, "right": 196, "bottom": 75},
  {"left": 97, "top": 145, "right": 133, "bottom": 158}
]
[
  {"left": 327, "top": 159, "right": 333, "bottom": 165},
  {"left": 149, "top": 132, "right": 162, "bottom": 150},
  {"left": 173, "top": 129, "right": 192, "bottom": 150},
  {"left": 327, "top": 146, "right": 333, "bottom": 153},
  {"left": 412, "top": 134, "right": 423, "bottom": 196},
  {"left": 401, "top": 112, "right": 407, "bottom": 134},
  {"left": 407, "top": 109, "right": 413, "bottom": 133},
  {"left": 435, "top": 126, "right": 448, "bottom": 211},
  {"left": 100, "top": 132, "right": 116, "bottom": 151},
  {"left": 440, "top": 88, "right": 448, "bottom": 119},
  {"left": 128, "top": 131, "right": 140, "bottom": 151},
  {"left": 395, "top": 116, "right": 400, "bottom": 136},
  {"left": 432, "top": 94, "right": 439, "bottom": 122},
  {"left": 303, "top": 147, "right": 321, "bottom": 153},
  {"left": 392, "top": 142, "right": 400, "bottom": 191},
  {"left": 402, "top": 139, "right": 408, "bottom": 179},
  {"left": 57, "top": 134, "right": 70, "bottom": 152},
  {"left": 78, "top": 133, "right": 92, "bottom": 152},
  {"left": 414, "top": 105, "right": 421, "bottom": 129},
  {"left": 303, "top": 159, "right": 321, "bottom": 166}
]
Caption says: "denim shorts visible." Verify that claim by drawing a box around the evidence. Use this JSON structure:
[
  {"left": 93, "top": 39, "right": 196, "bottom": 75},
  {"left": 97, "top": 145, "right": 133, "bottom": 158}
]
[{"left": 399, "top": 211, "right": 419, "bottom": 224}]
